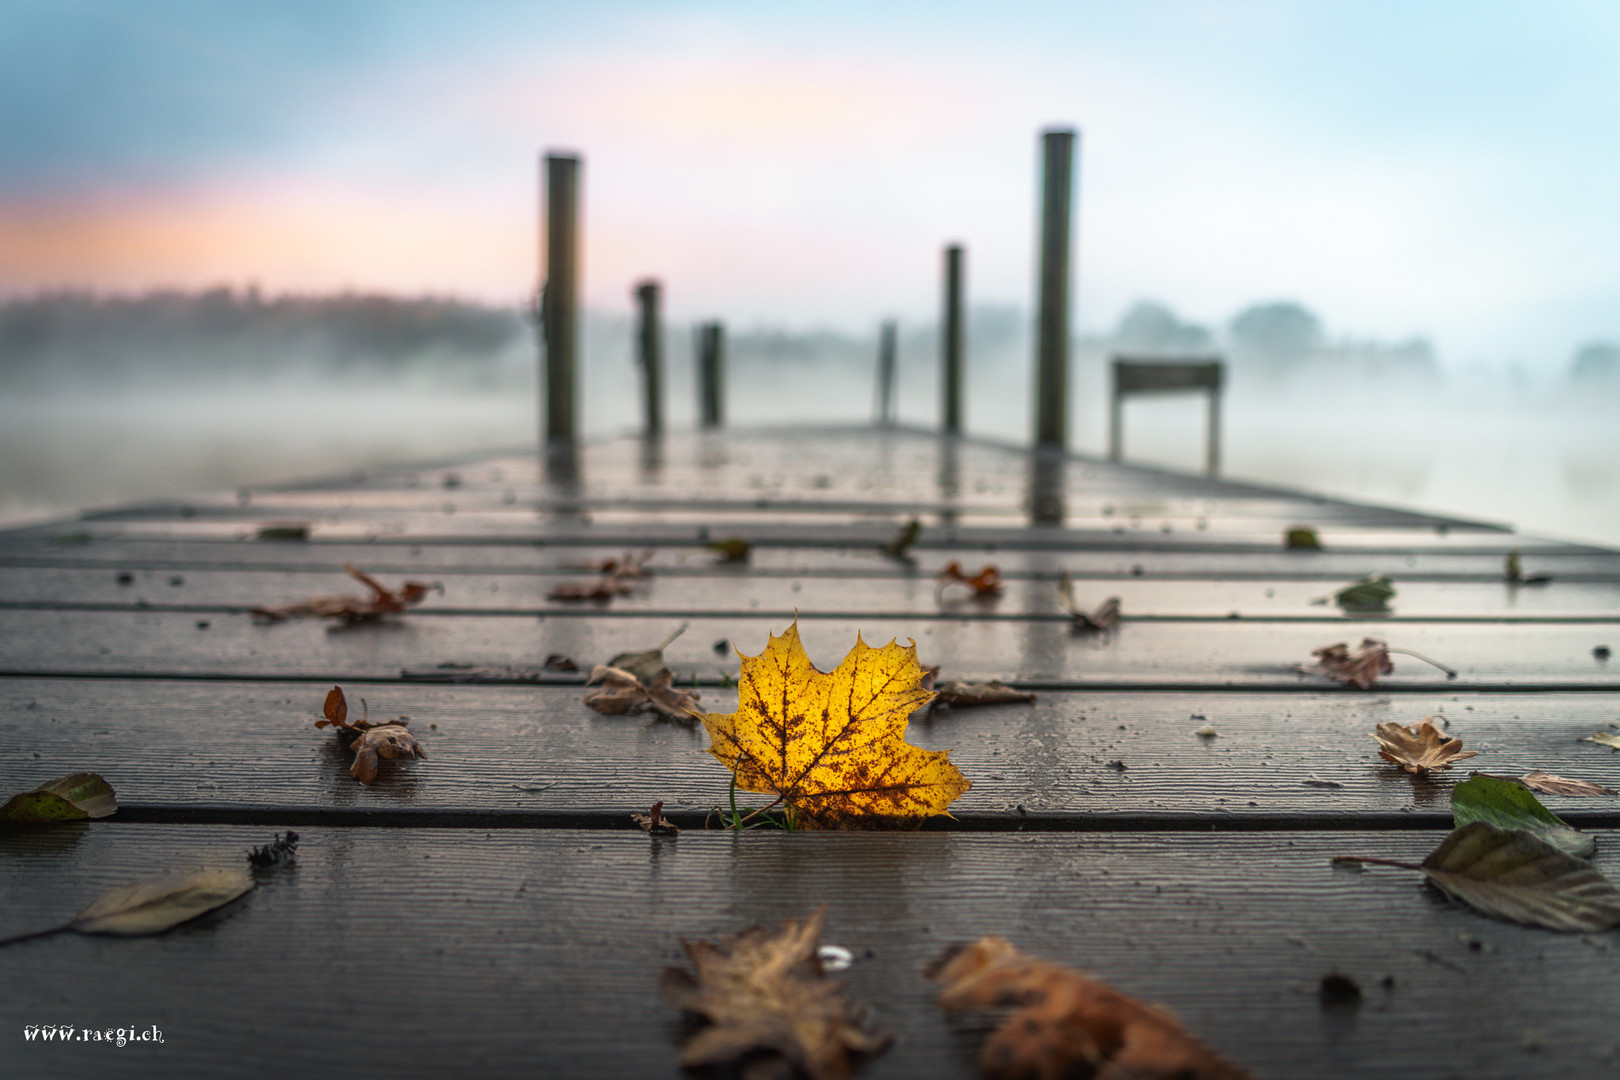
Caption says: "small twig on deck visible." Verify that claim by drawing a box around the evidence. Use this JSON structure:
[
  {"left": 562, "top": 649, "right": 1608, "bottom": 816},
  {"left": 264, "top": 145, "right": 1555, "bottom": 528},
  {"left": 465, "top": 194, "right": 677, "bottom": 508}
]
[
  {"left": 1331, "top": 854, "right": 1426, "bottom": 872},
  {"left": 0, "top": 924, "right": 69, "bottom": 948},
  {"left": 1382, "top": 647, "right": 1458, "bottom": 680}
]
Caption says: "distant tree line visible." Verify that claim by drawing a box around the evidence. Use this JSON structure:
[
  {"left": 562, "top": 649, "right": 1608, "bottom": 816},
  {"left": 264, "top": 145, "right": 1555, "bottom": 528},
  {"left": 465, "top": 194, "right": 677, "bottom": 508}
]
[
  {"left": 5, "top": 286, "right": 1609, "bottom": 392},
  {"left": 1110, "top": 299, "right": 1441, "bottom": 384},
  {"left": 0, "top": 287, "right": 529, "bottom": 389}
]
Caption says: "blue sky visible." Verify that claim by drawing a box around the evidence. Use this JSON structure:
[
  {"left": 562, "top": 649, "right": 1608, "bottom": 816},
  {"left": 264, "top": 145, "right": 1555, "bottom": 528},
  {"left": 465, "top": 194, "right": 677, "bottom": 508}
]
[{"left": 2, "top": 0, "right": 1616, "bottom": 369}]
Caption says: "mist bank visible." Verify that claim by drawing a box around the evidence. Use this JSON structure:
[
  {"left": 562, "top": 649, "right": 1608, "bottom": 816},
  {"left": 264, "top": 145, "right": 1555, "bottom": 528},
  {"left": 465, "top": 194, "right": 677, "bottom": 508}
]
[
  {"left": 6, "top": 289, "right": 1618, "bottom": 403},
  {"left": 5, "top": 288, "right": 1620, "bottom": 549}
]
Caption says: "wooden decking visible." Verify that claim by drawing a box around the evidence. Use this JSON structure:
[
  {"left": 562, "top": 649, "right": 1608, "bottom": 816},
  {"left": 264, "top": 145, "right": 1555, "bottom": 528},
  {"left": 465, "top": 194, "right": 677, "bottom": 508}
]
[{"left": 4, "top": 425, "right": 1620, "bottom": 1078}]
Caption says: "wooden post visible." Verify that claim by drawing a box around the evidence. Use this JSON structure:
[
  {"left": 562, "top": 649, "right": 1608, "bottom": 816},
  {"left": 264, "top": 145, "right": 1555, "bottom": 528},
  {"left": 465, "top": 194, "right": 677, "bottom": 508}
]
[
  {"left": 541, "top": 153, "right": 580, "bottom": 444},
  {"left": 1034, "top": 128, "right": 1076, "bottom": 450},
  {"left": 698, "top": 321, "right": 724, "bottom": 429},
  {"left": 1206, "top": 376, "right": 1223, "bottom": 476},
  {"left": 1108, "top": 361, "right": 1124, "bottom": 462},
  {"left": 634, "top": 280, "right": 662, "bottom": 436},
  {"left": 942, "top": 244, "right": 965, "bottom": 434},
  {"left": 875, "top": 320, "right": 897, "bottom": 426}
]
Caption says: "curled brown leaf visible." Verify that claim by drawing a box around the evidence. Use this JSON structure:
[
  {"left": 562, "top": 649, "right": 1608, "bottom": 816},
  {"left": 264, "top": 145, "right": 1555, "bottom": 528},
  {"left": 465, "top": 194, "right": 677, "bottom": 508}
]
[
  {"left": 661, "top": 907, "right": 890, "bottom": 1080},
  {"left": 550, "top": 551, "right": 651, "bottom": 602},
  {"left": 1375, "top": 717, "right": 1477, "bottom": 774},
  {"left": 314, "top": 686, "right": 425, "bottom": 784},
  {"left": 1308, "top": 638, "right": 1394, "bottom": 689},
  {"left": 937, "top": 561, "right": 1004, "bottom": 601},
  {"left": 929, "top": 935, "right": 1251, "bottom": 1080},
  {"left": 930, "top": 680, "right": 1036, "bottom": 711},
  {"left": 252, "top": 564, "right": 439, "bottom": 623},
  {"left": 632, "top": 801, "right": 681, "bottom": 836},
  {"left": 1474, "top": 770, "right": 1617, "bottom": 797},
  {"left": 583, "top": 665, "right": 701, "bottom": 723},
  {"left": 1057, "top": 574, "right": 1121, "bottom": 632}
]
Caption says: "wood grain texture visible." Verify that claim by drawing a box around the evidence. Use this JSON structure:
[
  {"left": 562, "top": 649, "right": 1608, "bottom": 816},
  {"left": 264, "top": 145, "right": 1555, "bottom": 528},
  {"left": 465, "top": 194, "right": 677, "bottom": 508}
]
[
  {"left": 2, "top": 679, "right": 1618, "bottom": 826},
  {"left": 1, "top": 608, "right": 1616, "bottom": 688},
  {"left": 4, "top": 564, "right": 1618, "bottom": 619},
  {"left": 4, "top": 825, "right": 1619, "bottom": 1080}
]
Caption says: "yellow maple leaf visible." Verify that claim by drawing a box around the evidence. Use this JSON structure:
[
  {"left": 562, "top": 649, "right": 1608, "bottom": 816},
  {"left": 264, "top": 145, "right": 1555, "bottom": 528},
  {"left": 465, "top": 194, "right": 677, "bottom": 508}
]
[{"left": 701, "top": 620, "right": 971, "bottom": 829}]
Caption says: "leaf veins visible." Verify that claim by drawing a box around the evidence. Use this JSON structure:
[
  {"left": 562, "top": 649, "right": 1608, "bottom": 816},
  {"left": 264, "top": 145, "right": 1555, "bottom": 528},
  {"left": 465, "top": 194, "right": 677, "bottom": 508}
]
[{"left": 700, "top": 620, "right": 970, "bottom": 829}]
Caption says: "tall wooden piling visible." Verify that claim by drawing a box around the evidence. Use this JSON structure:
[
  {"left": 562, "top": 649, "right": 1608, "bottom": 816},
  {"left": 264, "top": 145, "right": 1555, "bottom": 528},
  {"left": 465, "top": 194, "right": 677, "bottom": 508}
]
[
  {"left": 634, "top": 280, "right": 663, "bottom": 436},
  {"left": 1034, "top": 128, "right": 1076, "bottom": 450},
  {"left": 541, "top": 153, "right": 580, "bottom": 443},
  {"left": 698, "top": 322, "right": 724, "bottom": 429},
  {"left": 942, "top": 244, "right": 965, "bottom": 434},
  {"left": 875, "top": 320, "right": 898, "bottom": 426}
]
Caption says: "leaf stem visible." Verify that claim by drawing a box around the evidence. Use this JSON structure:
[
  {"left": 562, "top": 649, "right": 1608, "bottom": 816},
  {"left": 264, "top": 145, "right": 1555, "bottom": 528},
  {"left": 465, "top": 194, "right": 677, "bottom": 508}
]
[
  {"left": 0, "top": 923, "right": 69, "bottom": 948},
  {"left": 1331, "top": 855, "right": 1426, "bottom": 872},
  {"left": 735, "top": 795, "right": 785, "bottom": 828},
  {"left": 1383, "top": 647, "right": 1458, "bottom": 679}
]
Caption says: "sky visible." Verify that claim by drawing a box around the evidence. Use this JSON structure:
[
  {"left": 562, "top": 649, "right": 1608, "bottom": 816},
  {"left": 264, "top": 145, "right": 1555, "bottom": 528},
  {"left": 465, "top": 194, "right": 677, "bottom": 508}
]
[{"left": 2, "top": 0, "right": 1617, "bottom": 370}]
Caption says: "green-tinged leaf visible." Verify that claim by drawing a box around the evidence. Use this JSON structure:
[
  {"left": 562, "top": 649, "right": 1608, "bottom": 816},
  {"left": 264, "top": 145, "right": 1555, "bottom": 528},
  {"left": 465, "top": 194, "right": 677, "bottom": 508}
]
[
  {"left": 706, "top": 537, "right": 751, "bottom": 563},
  {"left": 882, "top": 518, "right": 922, "bottom": 559},
  {"left": 70, "top": 866, "right": 255, "bottom": 937},
  {"left": 1451, "top": 775, "right": 1594, "bottom": 859},
  {"left": 256, "top": 523, "right": 309, "bottom": 541},
  {"left": 1335, "top": 575, "right": 1395, "bottom": 612},
  {"left": 1285, "top": 526, "right": 1322, "bottom": 550},
  {"left": 1421, "top": 821, "right": 1620, "bottom": 933},
  {"left": 0, "top": 773, "right": 117, "bottom": 824},
  {"left": 607, "top": 624, "right": 688, "bottom": 684}
]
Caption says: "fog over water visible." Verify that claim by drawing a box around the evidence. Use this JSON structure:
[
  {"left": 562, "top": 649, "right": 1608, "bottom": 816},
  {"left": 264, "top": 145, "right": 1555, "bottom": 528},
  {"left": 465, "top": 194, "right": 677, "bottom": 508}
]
[{"left": 3, "top": 293, "right": 1619, "bottom": 549}]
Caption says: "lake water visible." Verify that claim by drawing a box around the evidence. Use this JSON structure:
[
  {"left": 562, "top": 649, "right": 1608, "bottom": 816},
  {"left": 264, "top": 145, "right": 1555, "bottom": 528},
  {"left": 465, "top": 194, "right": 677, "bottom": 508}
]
[{"left": 3, "top": 357, "right": 1617, "bottom": 550}]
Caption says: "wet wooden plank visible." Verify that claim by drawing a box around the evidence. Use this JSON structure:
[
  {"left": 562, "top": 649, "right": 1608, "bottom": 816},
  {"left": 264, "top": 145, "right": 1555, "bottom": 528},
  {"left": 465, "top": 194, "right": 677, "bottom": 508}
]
[
  {"left": 0, "top": 536, "right": 1608, "bottom": 582},
  {"left": 11, "top": 513, "right": 1548, "bottom": 554},
  {"left": 3, "top": 679, "right": 1618, "bottom": 826},
  {"left": 1, "top": 609, "right": 1615, "bottom": 688},
  {"left": 3, "top": 825, "right": 1618, "bottom": 1080},
  {"left": 2, "top": 565, "right": 1616, "bottom": 619}
]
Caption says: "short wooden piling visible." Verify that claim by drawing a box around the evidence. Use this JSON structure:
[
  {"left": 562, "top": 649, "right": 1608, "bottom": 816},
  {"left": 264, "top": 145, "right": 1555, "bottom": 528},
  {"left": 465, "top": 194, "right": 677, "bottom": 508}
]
[
  {"left": 1034, "top": 128, "right": 1076, "bottom": 450},
  {"left": 875, "top": 320, "right": 898, "bottom": 426},
  {"left": 942, "top": 245, "right": 965, "bottom": 434},
  {"left": 697, "top": 322, "right": 725, "bottom": 429},
  {"left": 541, "top": 153, "right": 580, "bottom": 444},
  {"left": 634, "top": 280, "right": 663, "bottom": 436}
]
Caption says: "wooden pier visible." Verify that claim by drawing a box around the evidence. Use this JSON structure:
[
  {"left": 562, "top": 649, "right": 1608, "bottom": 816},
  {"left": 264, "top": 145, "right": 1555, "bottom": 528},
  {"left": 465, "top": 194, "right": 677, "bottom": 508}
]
[{"left": 4, "top": 425, "right": 1620, "bottom": 1078}]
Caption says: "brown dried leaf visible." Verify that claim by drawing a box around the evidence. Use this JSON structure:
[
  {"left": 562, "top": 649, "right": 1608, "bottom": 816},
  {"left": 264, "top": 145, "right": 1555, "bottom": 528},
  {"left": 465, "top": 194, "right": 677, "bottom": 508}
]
[
  {"left": 1057, "top": 574, "right": 1122, "bottom": 632},
  {"left": 549, "top": 571, "right": 638, "bottom": 601},
  {"left": 937, "top": 561, "right": 1004, "bottom": 600},
  {"left": 349, "top": 724, "right": 426, "bottom": 785},
  {"left": 1375, "top": 717, "right": 1477, "bottom": 774},
  {"left": 252, "top": 564, "right": 439, "bottom": 623},
  {"left": 1309, "top": 638, "right": 1394, "bottom": 688},
  {"left": 632, "top": 800, "right": 681, "bottom": 836},
  {"left": 552, "top": 551, "right": 652, "bottom": 600},
  {"left": 1475, "top": 771, "right": 1617, "bottom": 797},
  {"left": 931, "top": 680, "right": 1037, "bottom": 711},
  {"left": 583, "top": 665, "right": 701, "bottom": 723},
  {"left": 929, "top": 936, "right": 1251, "bottom": 1080},
  {"left": 314, "top": 686, "right": 425, "bottom": 784},
  {"left": 661, "top": 907, "right": 890, "bottom": 1080}
]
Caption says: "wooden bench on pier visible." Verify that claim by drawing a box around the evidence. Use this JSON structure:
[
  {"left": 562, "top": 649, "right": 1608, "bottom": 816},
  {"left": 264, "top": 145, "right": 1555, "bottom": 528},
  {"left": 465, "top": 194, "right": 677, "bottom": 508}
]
[{"left": 4, "top": 424, "right": 1620, "bottom": 1078}]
